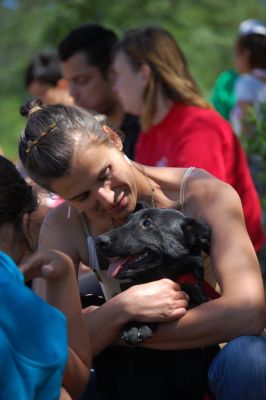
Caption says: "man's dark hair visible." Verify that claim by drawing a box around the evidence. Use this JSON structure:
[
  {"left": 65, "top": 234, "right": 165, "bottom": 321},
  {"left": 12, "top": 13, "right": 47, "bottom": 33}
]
[
  {"left": 25, "top": 51, "right": 62, "bottom": 88},
  {"left": 58, "top": 24, "right": 118, "bottom": 78}
]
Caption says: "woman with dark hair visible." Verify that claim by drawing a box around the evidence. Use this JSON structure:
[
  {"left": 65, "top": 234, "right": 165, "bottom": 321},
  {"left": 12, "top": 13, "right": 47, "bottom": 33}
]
[
  {"left": 17, "top": 97, "right": 266, "bottom": 400},
  {"left": 0, "top": 155, "right": 91, "bottom": 399}
]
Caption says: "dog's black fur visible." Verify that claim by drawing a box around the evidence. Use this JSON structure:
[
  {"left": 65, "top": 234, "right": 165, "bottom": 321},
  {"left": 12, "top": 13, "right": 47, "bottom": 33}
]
[
  {"left": 96, "top": 202, "right": 212, "bottom": 345},
  {"left": 93, "top": 203, "right": 219, "bottom": 400}
]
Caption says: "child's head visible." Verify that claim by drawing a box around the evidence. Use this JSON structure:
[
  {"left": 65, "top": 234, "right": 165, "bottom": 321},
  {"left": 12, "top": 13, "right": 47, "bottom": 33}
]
[
  {"left": 234, "top": 19, "right": 266, "bottom": 73},
  {"left": 25, "top": 51, "right": 73, "bottom": 105}
]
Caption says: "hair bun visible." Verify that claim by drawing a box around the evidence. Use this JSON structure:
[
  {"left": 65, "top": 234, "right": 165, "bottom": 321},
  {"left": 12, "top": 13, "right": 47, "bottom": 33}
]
[{"left": 20, "top": 97, "right": 43, "bottom": 118}]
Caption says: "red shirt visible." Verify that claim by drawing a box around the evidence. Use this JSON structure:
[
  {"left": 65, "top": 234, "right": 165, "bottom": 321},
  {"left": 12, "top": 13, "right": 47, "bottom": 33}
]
[{"left": 136, "top": 103, "right": 265, "bottom": 251}]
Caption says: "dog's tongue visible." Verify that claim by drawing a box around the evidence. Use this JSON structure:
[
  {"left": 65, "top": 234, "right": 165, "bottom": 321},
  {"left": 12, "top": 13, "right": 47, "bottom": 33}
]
[{"left": 107, "top": 256, "right": 132, "bottom": 278}]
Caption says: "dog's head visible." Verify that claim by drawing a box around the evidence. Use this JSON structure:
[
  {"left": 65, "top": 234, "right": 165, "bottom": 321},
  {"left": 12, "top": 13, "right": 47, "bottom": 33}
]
[{"left": 95, "top": 203, "right": 210, "bottom": 280}]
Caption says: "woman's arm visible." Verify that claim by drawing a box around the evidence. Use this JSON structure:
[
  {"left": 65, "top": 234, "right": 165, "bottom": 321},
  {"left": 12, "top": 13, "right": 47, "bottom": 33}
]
[
  {"left": 83, "top": 278, "right": 189, "bottom": 356},
  {"left": 141, "top": 173, "right": 266, "bottom": 349},
  {"left": 37, "top": 202, "right": 190, "bottom": 356}
]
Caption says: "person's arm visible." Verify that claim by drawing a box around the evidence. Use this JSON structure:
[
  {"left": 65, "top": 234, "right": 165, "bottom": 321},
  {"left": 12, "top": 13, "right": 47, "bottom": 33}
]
[
  {"left": 84, "top": 176, "right": 265, "bottom": 354},
  {"left": 83, "top": 278, "right": 189, "bottom": 356},
  {"left": 139, "top": 172, "right": 266, "bottom": 349},
  {"left": 60, "top": 387, "right": 72, "bottom": 400},
  {"left": 20, "top": 249, "right": 91, "bottom": 399},
  {"left": 230, "top": 74, "right": 258, "bottom": 137},
  {"left": 37, "top": 202, "right": 190, "bottom": 357}
]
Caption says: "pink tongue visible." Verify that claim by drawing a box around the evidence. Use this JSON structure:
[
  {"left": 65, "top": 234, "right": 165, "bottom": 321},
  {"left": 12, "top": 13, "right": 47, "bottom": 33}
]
[{"left": 107, "top": 256, "right": 132, "bottom": 278}]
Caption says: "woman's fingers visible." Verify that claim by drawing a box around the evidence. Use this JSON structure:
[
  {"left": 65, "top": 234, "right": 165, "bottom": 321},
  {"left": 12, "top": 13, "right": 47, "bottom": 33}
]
[
  {"left": 118, "top": 278, "right": 189, "bottom": 322},
  {"left": 19, "top": 250, "right": 73, "bottom": 281}
]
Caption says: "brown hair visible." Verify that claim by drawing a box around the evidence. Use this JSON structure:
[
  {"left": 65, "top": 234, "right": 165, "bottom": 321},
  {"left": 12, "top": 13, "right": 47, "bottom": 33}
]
[{"left": 115, "top": 26, "right": 210, "bottom": 131}]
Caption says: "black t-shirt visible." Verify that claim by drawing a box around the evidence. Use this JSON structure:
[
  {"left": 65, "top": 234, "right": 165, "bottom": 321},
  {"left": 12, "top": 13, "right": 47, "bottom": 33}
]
[{"left": 120, "top": 113, "right": 140, "bottom": 160}]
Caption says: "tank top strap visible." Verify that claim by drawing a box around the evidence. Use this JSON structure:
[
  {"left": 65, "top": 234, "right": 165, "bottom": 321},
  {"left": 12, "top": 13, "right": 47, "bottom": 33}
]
[
  {"left": 179, "top": 167, "right": 195, "bottom": 213},
  {"left": 77, "top": 210, "right": 124, "bottom": 299},
  {"left": 77, "top": 210, "right": 100, "bottom": 271}
]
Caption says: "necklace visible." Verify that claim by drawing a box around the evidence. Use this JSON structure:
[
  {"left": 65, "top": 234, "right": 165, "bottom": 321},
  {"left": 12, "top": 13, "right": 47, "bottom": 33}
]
[
  {"left": 137, "top": 163, "right": 156, "bottom": 209},
  {"left": 111, "top": 164, "right": 156, "bottom": 229}
]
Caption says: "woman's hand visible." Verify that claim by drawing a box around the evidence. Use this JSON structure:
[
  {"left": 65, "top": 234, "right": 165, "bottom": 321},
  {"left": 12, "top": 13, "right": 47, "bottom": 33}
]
[
  {"left": 115, "top": 278, "right": 189, "bottom": 323},
  {"left": 19, "top": 249, "right": 74, "bottom": 282}
]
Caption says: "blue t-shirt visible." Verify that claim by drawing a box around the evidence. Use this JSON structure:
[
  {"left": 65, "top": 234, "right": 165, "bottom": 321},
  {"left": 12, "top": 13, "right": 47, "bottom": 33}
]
[{"left": 0, "top": 251, "right": 68, "bottom": 399}]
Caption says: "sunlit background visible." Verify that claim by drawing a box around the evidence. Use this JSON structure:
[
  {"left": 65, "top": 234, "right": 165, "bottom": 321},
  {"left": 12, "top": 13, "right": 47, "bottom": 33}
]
[{"left": 0, "top": 0, "right": 265, "bottom": 159}]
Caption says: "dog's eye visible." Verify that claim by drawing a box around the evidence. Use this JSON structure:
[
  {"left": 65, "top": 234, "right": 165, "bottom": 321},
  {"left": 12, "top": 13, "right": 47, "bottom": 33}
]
[{"left": 142, "top": 218, "right": 152, "bottom": 227}]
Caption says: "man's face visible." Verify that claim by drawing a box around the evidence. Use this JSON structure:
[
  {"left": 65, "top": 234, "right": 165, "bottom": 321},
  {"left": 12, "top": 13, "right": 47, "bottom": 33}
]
[{"left": 61, "top": 51, "right": 115, "bottom": 114}]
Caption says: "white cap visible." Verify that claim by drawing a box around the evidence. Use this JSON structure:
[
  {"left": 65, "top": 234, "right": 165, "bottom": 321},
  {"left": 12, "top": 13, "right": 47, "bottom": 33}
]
[{"left": 239, "top": 19, "right": 266, "bottom": 36}]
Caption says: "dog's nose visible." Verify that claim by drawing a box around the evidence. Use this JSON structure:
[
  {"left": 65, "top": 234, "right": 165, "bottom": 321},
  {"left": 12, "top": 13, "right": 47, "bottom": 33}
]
[{"left": 95, "top": 235, "right": 111, "bottom": 250}]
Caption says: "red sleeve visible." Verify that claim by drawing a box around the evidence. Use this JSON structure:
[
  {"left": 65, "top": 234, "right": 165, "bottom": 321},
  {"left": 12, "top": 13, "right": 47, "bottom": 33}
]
[{"left": 170, "top": 113, "right": 230, "bottom": 181}]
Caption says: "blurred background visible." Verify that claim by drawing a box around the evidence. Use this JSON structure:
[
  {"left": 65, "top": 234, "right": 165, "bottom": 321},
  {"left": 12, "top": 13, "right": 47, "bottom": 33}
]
[{"left": 0, "top": 0, "right": 266, "bottom": 160}]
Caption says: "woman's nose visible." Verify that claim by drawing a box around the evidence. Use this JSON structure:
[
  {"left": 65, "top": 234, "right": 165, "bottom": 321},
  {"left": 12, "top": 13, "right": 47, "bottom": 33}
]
[{"left": 96, "top": 186, "right": 114, "bottom": 209}]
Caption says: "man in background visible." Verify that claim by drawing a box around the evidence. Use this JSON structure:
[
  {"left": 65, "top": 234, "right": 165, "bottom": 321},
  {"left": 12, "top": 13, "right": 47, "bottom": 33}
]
[{"left": 58, "top": 24, "right": 139, "bottom": 160}]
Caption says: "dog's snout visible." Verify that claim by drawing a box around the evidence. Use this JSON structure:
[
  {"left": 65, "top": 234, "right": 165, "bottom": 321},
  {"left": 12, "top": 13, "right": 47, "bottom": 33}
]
[{"left": 96, "top": 235, "right": 111, "bottom": 249}]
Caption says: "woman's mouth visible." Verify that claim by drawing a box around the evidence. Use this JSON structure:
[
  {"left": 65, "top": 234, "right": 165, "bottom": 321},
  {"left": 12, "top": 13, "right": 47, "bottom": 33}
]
[
  {"left": 111, "top": 193, "right": 127, "bottom": 213},
  {"left": 100, "top": 192, "right": 128, "bottom": 215}
]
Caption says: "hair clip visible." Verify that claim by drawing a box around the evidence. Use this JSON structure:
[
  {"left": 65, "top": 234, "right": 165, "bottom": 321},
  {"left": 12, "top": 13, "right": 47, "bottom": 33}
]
[{"left": 26, "top": 122, "right": 56, "bottom": 154}]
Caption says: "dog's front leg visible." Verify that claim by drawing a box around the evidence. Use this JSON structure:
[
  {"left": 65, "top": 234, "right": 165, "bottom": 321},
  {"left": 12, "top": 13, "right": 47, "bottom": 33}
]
[{"left": 121, "top": 322, "right": 158, "bottom": 346}]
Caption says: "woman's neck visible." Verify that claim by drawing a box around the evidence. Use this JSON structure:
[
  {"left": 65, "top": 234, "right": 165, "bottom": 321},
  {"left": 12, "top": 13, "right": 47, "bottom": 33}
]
[{"left": 152, "top": 85, "right": 173, "bottom": 126}]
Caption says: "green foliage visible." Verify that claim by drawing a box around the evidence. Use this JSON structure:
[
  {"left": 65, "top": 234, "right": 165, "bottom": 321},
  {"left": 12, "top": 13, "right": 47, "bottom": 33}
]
[
  {"left": 0, "top": 0, "right": 266, "bottom": 159},
  {"left": 0, "top": 94, "right": 25, "bottom": 160},
  {"left": 241, "top": 104, "right": 266, "bottom": 163},
  {"left": 241, "top": 103, "right": 266, "bottom": 225}
]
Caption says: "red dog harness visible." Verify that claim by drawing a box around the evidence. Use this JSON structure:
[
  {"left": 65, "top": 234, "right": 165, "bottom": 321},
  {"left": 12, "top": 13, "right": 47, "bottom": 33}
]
[{"left": 177, "top": 273, "right": 221, "bottom": 299}]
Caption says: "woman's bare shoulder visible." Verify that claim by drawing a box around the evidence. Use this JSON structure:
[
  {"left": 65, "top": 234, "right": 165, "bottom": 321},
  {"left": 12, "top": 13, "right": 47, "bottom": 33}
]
[
  {"left": 186, "top": 168, "right": 243, "bottom": 223},
  {"left": 39, "top": 203, "right": 87, "bottom": 262}
]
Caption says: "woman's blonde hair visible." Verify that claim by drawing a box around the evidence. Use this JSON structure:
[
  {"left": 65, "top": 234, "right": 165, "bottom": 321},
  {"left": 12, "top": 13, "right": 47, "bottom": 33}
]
[{"left": 116, "top": 26, "right": 210, "bottom": 131}]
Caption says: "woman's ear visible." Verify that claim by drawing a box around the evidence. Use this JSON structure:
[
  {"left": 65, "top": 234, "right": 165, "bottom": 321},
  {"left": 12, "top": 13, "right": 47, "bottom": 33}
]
[
  {"left": 22, "top": 210, "right": 44, "bottom": 253},
  {"left": 56, "top": 78, "right": 70, "bottom": 91},
  {"left": 22, "top": 213, "right": 31, "bottom": 245},
  {"left": 139, "top": 63, "right": 152, "bottom": 85},
  {"left": 22, "top": 213, "right": 30, "bottom": 232},
  {"left": 102, "top": 125, "right": 123, "bottom": 151},
  {"left": 0, "top": 222, "right": 15, "bottom": 255}
]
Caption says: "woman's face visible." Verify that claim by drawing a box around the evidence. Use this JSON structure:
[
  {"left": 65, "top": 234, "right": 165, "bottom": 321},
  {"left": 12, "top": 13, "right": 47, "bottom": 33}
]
[
  {"left": 49, "top": 142, "right": 138, "bottom": 222},
  {"left": 112, "top": 51, "right": 146, "bottom": 116}
]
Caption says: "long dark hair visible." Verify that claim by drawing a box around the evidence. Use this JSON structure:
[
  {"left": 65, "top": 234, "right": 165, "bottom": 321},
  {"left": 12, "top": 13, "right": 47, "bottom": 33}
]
[{"left": 0, "top": 155, "right": 37, "bottom": 229}]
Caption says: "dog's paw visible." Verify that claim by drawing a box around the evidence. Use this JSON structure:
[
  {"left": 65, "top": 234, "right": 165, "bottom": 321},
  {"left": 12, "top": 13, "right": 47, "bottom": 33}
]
[{"left": 121, "top": 325, "right": 153, "bottom": 346}]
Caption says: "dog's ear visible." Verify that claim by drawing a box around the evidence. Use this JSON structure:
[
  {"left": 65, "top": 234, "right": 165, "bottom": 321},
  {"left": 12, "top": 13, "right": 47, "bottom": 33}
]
[
  {"left": 134, "top": 201, "right": 151, "bottom": 212},
  {"left": 182, "top": 218, "right": 211, "bottom": 254}
]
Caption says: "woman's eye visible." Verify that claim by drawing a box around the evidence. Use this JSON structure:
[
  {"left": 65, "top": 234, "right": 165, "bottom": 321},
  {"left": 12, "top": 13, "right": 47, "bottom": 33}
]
[
  {"left": 77, "top": 192, "right": 90, "bottom": 202},
  {"left": 99, "top": 167, "right": 111, "bottom": 181},
  {"left": 142, "top": 218, "right": 152, "bottom": 227}
]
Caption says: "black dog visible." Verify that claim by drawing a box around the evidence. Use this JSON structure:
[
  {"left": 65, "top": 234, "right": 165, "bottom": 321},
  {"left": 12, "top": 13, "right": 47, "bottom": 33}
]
[
  {"left": 94, "top": 203, "right": 220, "bottom": 400},
  {"left": 96, "top": 202, "right": 215, "bottom": 345}
]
